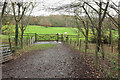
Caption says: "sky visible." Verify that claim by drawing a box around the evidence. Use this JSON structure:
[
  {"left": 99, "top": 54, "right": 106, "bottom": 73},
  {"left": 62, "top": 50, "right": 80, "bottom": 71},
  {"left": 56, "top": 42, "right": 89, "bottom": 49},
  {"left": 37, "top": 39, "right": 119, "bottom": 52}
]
[
  {"left": 30, "top": 0, "right": 120, "bottom": 16},
  {"left": 31, "top": 0, "right": 76, "bottom": 16},
  {"left": 2, "top": 0, "right": 119, "bottom": 16}
]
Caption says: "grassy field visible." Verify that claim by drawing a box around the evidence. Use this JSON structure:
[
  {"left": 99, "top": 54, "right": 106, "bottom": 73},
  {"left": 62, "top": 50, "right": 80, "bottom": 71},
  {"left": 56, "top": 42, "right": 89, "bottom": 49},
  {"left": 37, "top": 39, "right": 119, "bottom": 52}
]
[
  {"left": 1, "top": 25, "right": 118, "bottom": 43},
  {"left": 1, "top": 25, "right": 79, "bottom": 43},
  {"left": 24, "top": 25, "right": 77, "bottom": 35}
]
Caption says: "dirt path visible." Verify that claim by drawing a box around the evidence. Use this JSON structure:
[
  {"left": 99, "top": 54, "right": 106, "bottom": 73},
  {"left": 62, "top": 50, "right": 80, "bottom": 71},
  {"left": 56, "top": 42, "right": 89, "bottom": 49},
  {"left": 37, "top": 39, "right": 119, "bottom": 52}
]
[{"left": 2, "top": 44, "right": 97, "bottom": 78}]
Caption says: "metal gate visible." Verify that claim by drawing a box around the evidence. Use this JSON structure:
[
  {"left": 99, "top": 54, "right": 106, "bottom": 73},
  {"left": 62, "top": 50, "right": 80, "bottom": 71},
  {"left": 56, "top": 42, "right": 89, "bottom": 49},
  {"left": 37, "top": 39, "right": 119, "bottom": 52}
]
[{"left": 1, "top": 44, "right": 13, "bottom": 63}]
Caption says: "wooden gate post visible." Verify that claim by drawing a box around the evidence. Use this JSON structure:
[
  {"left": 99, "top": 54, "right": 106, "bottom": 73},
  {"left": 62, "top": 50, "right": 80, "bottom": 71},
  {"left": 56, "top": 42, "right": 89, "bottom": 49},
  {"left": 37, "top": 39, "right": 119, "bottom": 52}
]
[
  {"left": 79, "top": 39, "right": 81, "bottom": 50},
  {"left": 8, "top": 36, "right": 12, "bottom": 53},
  {"left": 61, "top": 34, "right": 63, "bottom": 42},
  {"left": 74, "top": 41, "right": 76, "bottom": 48},
  {"left": 35, "top": 33, "right": 37, "bottom": 42},
  {"left": 31, "top": 37, "right": 32, "bottom": 45},
  {"left": 70, "top": 39, "right": 72, "bottom": 44},
  {"left": 66, "top": 35, "right": 68, "bottom": 43},
  {"left": 57, "top": 33, "right": 59, "bottom": 42},
  {"left": 27, "top": 37, "right": 29, "bottom": 46}
]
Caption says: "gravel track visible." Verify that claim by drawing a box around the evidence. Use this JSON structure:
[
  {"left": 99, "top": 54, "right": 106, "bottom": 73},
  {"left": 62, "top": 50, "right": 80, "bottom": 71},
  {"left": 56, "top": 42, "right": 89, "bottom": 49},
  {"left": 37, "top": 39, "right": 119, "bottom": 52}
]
[{"left": 2, "top": 44, "right": 97, "bottom": 78}]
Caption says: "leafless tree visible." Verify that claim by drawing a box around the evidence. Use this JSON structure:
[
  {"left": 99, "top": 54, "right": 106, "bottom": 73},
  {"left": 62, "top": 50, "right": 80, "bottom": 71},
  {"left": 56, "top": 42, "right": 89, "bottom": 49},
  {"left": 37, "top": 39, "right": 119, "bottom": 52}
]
[
  {"left": 0, "top": 1, "right": 7, "bottom": 31},
  {"left": 117, "top": 1, "right": 120, "bottom": 78},
  {"left": 11, "top": 1, "right": 34, "bottom": 48},
  {"left": 74, "top": 7, "right": 90, "bottom": 56},
  {"left": 19, "top": 2, "right": 38, "bottom": 48}
]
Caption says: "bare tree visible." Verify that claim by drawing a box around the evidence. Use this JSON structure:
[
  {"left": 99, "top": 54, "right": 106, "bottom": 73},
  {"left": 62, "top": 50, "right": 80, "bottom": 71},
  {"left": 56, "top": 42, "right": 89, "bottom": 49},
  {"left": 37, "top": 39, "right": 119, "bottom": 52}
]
[
  {"left": 118, "top": 1, "right": 120, "bottom": 78},
  {"left": 74, "top": 8, "right": 89, "bottom": 55},
  {"left": 0, "top": 1, "right": 7, "bottom": 31},
  {"left": 50, "top": 0, "right": 120, "bottom": 77},
  {"left": 73, "top": 0, "right": 110, "bottom": 69},
  {"left": 19, "top": 2, "right": 37, "bottom": 48},
  {"left": 106, "top": 1, "right": 120, "bottom": 78},
  {"left": 53, "top": 0, "right": 110, "bottom": 69},
  {"left": 11, "top": 2, "right": 32, "bottom": 48}
]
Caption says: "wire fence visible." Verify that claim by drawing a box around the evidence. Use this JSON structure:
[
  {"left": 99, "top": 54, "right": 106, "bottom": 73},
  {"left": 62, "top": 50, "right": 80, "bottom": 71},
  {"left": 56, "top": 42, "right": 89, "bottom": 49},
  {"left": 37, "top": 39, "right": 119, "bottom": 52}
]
[
  {"left": 62, "top": 35, "right": 118, "bottom": 78},
  {"left": 1, "top": 33, "right": 119, "bottom": 78}
]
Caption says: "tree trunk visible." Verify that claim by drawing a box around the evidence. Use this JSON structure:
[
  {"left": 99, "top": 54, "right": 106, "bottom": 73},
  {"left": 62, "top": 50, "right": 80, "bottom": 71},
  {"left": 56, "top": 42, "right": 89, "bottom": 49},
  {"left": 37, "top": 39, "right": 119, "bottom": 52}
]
[
  {"left": 85, "top": 37, "right": 88, "bottom": 56},
  {"left": 85, "top": 21, "right": 89, "bottom": 56},
  {"left": 109, "top": 28, "right": 112, "bottom": 44},
  {"left": 35, "top": 33, "right": 37, "bottom": 42},
  {"left": 8, "top": 34, "right": 12, "bottom": 52},
  {"left": 79, "top": 39, "right": 81, "bottom": 50},
  {"left": 109, "top": 18, "right": 112, "bottom": 45},
  {"left": 95, "top": 16, "right": 102, "bottom": 70},
  {"left": 0, "top": 17, "right": 2, "bottom": 80},
  {"left": 97, "top": 21, "right": 102, "bottom": 52},
  {"left": 77, "top": 30, "right": 80, "bottom": 46},
  {"left": 15, "top": 22, "right": 19, "bottom": 48},
  {"left": 0, "top": 16, "right": 2, "bottom": 32},
  {"left": 95, "top": 1, "right": 102, "bottom": 70},
  {"left": 95, "top": 41, "right": 98, "bottom": 70},
  {"left": 86, "top": 21, "right": 89, "bottom": 49},
  {"left": 21, "top": 31, "right": 24, "bottom": 48},
  {"left": 118, "top": 1, "right": 120, "bottom": 78},
  {"left": 0, "top": 2, "right": 7, "bottom": 31},
  {"left": 57, "top": 33, "right": 59, "bottom": 42},
  {"left": 101, "top": 42, "right": 104, "bottom": 60},
  {"left": 118, "top": 24, "right": 120, "bottom": 78}
]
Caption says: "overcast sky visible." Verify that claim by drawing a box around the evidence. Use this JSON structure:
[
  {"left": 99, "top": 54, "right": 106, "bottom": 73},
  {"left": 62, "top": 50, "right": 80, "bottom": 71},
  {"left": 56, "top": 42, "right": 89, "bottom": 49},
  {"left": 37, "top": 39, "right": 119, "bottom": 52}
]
[
  {"left": 30, "top": 0, "right": 119, "bottom": 16},
  {"left": 30, "top": 0, "right": 76, "bottom": 16},
  {"left": 3, "top": 0, "right": 118, "bottom": 16},
  {"left": 2, "top": 0, "right": 119, "bottom": 16}
]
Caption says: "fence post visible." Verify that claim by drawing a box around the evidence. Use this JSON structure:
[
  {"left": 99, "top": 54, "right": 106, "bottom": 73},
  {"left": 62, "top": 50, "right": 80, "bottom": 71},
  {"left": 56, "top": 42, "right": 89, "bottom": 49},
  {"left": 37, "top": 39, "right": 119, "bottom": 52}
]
[
  {"left": 77, "top": 39, "right": 79, "bottom": 46},
  {"left": 29, "top": 37, "right": 31, "bottom": 46},
  {"left": 57, "top": 33, "right": 59, "bottom": 42},
  {"left": 32, "top": 37, "right": 34, "bottom": 44},
  {"left": 23, "top": 37, "right": 25, "bottom": 47},
  {"left": 101, "top": 43, "right": 104, "bottom": 60},
  {"left": 31, "top": 37, "right": 32, "bottom": 45},
  {"left": 30, "top": 37, "right": 31, "bottom": 45},
  {"left": 35, "top": 33, "right": 37, "bottom": 42},
  {"left": 33, "top": 36, "right": 35, "bottom": 43},
  {"left": 8, "top": 36, "right": 12, "bottom": 53},
  {"left": 27, "top": 37, "right": 29, "bottom": 46},
  {"left": 111, "top": 42, "right": 113, "bottom": 53},
  {"left": 79, "top": 39, "right": 81, "bottom": 50},
  {"left": 29, "top": 37, "right": 30, "bottom": 46},
  {"left": 61, "top": 34, "right": 63, "bottom": 42},
  {"left": 28, "top": 37, "right": 29, "bottom": 46},
  {"left": 70, "top": 39, "right": 72, "bottom": 44},
  {"left": 74, "top": 41, "right": 76, "bottom": 48},
  {"left": 66, "top": 35, "right": 68, "bottom": 43}
]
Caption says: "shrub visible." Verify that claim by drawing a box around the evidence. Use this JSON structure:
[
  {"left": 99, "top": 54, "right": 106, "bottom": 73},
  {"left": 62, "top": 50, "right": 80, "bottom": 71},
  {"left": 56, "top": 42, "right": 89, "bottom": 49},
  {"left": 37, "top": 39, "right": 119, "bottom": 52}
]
[
  {"left": 2, "top": 25, "right": 15, "bottom": 35},
  {"left": 88, "top": 33, "right": 109, "bottom": 44}
]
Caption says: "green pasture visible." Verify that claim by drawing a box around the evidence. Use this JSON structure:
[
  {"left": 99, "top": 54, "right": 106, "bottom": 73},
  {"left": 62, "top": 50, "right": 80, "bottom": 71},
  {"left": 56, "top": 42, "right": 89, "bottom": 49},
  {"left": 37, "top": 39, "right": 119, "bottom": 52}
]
[
  {"left": 24, "top": 25, "right": 77, "bottom": 35},
  {"left": 1, "top": 25, "right": 118, "bottom": 43},
  {"left": 1, "top": 25, "right": 82, "bottom": 43},
  {"left": 24, "top": 25, "right": 85, "bottom": 41}
]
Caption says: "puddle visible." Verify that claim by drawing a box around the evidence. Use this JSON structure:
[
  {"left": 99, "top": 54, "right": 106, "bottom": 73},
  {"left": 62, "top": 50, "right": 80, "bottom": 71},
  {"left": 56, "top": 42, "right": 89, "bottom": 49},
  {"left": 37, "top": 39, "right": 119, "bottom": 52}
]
[{"left": 34, "top": 41, "right": 62, "bottom": 44}]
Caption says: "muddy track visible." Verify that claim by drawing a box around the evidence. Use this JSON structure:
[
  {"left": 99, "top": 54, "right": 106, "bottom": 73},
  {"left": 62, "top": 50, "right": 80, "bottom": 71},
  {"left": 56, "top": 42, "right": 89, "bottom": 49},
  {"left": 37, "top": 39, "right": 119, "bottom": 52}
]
[{"left": 2, "top": 44, "right": 97, "bottom": 78}]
